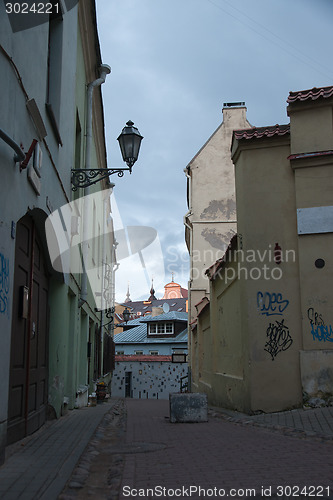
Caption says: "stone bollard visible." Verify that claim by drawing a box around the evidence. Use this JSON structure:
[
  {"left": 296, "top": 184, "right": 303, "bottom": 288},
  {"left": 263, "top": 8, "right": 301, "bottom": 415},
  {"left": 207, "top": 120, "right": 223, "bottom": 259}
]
[{"left": 169, "top": 393, "right": 208, "bottom": 423}]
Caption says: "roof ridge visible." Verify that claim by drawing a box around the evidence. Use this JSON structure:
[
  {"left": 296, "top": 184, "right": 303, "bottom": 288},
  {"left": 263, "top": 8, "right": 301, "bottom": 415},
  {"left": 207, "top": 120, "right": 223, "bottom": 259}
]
[
  {"left": 233, "top": 124, "right": 290, "bottom": 141},
  {"left": 287, "top": 86, "right": 333, "bottom": 104}
]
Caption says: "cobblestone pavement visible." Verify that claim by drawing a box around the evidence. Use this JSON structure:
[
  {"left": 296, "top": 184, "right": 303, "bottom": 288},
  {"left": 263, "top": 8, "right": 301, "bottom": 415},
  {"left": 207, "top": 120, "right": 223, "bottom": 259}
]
[
  {"left": 0, "top": 398, "right": 333, "bottom": 500},
  {"left": 209, "top": 405, "right": 333, "bottom": 440},
  {"left": 0, "top": 399, "right": 118, "bottom": 500},
  {"left": 117, "top": 399, "right": 333, "bottom": 500}
]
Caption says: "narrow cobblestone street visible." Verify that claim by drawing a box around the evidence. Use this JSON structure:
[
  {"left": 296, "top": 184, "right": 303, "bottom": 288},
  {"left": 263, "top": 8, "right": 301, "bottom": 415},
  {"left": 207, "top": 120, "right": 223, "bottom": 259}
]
[{"left": 2, "top": 398, "right": 331, "bottom": 500}]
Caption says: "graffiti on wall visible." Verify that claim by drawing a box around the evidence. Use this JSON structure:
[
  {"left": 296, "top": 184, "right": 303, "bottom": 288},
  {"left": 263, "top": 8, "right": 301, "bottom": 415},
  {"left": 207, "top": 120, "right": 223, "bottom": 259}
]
[
  {"left": 307, "top": 308, "right": 333, "bottom": 343},
  {"left": 264, "top": 319, "right": 293, "bottom": 360},
  {"left": 257, "top": 291, "right": 289, "bottom": 316},
  {"left": 0, "top": 252, "right": 10, "bottom": 317},
  {"left": 257, "top": 291, "right": 292, "bottom": 360}
]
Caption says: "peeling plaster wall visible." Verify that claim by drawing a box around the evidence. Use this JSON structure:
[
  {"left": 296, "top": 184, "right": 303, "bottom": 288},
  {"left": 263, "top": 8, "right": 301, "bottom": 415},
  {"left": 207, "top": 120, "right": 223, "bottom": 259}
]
[{"left": 200, "top": 199, "right": 236, "bottom": 221}]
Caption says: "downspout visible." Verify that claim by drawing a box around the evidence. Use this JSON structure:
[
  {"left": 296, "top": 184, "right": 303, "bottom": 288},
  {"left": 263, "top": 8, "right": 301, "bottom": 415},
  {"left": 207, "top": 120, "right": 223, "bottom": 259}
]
[
  {"left": 100, "top": 193, "right": 108, "bottom": 374},
  {"left": 79, "top": 64, "right": 111, "bottom": 308},
  {"left": 0, "top": 128, "right": 25, "bottom": 162},
  {"left": 183, "top": 166, "right": 193, "bottom": 283},
  {"left": 183, "top": 166, "right": 193, "bottom": 392}
]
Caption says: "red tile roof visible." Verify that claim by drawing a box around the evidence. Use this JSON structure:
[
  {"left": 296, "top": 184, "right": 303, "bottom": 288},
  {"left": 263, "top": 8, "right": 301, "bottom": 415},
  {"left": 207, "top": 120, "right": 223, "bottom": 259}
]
[
  {"left": 233, "top": 124, "right": 290, "bottom": 141},
  {"left": 205, "top": 234, "right": 238, "bottom": 281},
  {"left": 115, "top": 355, "right": 172, "bottom": 362},
  {"left": 194, "top": 296, "right": 210, "bottom": 317},
  {"left": 287, "top": 86, "right": 333, "bottom": 104}
]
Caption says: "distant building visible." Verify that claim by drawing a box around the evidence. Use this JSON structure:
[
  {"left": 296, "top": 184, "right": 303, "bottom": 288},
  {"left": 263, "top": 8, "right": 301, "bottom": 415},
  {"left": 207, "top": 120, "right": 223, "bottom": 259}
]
[
  {"left": 162, "top": 275, "right": 188, "bottom": 299},
  {"left": 184, "top": 103, "right": 251, "bottom": 391},
  {"left": 112, "top": 311, "right": 188, "bottom": 399},
  {"left": 114, "top": 279, "right": 188, "bottom": 334},
  {"left": 184, "top": 103, "right": 251, "bottom": 322}
]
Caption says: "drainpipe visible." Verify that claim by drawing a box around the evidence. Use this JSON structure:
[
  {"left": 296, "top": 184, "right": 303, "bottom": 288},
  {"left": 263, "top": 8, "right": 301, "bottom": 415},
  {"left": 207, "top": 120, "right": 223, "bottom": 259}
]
[
  {"left": 0, "top": 128, "right": 25, "bottom": 162},
  {"left": 79, "top": 64, "right": 111, "bottom": 308},
  {"left": 183, "top": 167, "right": 193, "bottom": 392}
]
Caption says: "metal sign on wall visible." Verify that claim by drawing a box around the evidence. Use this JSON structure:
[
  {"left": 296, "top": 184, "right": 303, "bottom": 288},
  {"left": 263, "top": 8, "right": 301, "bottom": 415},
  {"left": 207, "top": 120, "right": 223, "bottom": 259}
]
[
  {"left": 297, "top": 206, "right": 333, "bottom": 235},
  {"left": 172, "top": 353, "right": 187, "bottom": 363}
]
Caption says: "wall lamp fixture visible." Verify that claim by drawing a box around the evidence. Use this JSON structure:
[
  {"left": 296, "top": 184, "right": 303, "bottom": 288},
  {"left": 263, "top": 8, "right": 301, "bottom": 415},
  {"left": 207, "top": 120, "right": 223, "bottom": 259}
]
[
  {"left": 122, "top": 307, "right": 131, "bottom": 324},
  {"left": 71, "top": 120, "right": 143, "bottom": 191}
]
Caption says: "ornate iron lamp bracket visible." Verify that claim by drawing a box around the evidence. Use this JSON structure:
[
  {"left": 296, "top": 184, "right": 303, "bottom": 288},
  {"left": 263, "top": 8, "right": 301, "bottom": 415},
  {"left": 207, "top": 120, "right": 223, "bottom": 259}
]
[{"left": 71, "top": 167, "right": 132, "bottom": 191}]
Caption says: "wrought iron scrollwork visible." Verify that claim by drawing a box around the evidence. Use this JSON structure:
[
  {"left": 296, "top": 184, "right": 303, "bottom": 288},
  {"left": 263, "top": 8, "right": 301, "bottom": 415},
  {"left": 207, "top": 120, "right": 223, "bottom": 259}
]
[{"left": 71, "top": 168, "right": 131, "bottom": 191}]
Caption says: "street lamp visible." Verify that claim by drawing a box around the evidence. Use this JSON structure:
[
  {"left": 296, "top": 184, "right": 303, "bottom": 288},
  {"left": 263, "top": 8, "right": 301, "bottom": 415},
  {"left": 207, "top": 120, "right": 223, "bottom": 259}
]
[
  {"left": 122, "top": 307, "right": 131, "bottom": 324},
  {"left": 71, "top": 121, "right": 143, "bottom": 191}
]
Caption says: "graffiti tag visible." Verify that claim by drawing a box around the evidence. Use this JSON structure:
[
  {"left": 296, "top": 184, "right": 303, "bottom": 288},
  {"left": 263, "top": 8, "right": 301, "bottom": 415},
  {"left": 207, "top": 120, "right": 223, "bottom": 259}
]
[
  {"left": 311, "top": 324, "right": 333, "bottom": 343},
  {"left": 0, "top": 252, "right": 10, "bottom": 316},
  {"left": 264, "top": 319, "right": 293, "bottom": 360},
  {"left": 257, "top": 291, "right": 289, "bottom": 316},
  {"left": 307, "top": 307, "right": 324, "bottom": 326},
  {"left": 307, "top": 308, "right": 333, "bottom": 342}
]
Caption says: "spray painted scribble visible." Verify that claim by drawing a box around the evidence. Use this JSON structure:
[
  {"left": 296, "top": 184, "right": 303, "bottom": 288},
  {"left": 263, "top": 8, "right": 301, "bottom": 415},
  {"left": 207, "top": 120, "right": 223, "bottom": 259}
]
[
  {"left": 264, "top": 319, "right": 293, "bottom": 360},
  {"left": 307, "top": 307, "right": 324, "bottom": 326},
  {"left": 311, "top": 324, "right": 333, "bottom": 342},
  {"left": 0, "top": 252, "right": 10, "bottom": 316},
  {"left": 307, "top": 307, "right": 333, "bottom": 342},
  {"left": 257, "top": 291, "right": 289, "bottom": 316}
]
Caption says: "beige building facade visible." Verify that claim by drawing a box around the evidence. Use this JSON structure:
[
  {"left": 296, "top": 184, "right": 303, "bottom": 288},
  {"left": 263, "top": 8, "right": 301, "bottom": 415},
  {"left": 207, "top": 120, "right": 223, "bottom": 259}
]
[
  {"left": 184, "top": 104, "right": 251, "bottom": 384},
  {"left": 191, "top": 86, "right": 333, "bottom": 413}
]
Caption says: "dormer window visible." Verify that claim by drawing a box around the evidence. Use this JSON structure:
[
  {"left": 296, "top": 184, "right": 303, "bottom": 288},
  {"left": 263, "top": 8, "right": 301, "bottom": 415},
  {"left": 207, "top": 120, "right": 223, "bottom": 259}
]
[{"left": 148, "top": 322, "right": 174, "bottom": 335}]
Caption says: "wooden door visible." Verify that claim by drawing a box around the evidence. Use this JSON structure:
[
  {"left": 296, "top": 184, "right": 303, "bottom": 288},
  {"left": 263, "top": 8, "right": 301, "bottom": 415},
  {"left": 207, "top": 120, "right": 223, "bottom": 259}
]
[{"left": 7, "top": 215, "right": 49, "bottom": 445}]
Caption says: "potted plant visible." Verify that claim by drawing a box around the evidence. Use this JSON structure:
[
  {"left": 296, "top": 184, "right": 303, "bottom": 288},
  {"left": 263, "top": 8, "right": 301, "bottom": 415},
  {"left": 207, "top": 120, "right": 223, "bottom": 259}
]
[{"left": 96, "top": 381, "right": 107, "bottom": 401}]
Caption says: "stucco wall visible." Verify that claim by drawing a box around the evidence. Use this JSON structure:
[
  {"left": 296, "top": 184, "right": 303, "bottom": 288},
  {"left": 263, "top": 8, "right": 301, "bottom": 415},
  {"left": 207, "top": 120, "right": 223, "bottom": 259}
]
[
  {"left": 288, "top": 99, "right": 333, "bottom": 401},
  {"left": 232, "top": 137, "right": 303, "bottom": 412}
]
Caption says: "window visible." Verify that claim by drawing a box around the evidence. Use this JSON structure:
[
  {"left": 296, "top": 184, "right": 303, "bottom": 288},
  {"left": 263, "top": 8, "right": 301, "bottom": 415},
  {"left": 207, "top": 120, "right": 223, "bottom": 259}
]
[
  {"left": 149, "top": 322, "right": 174, "bottom": 335},
  {"left": 134, "top": 350, "right": 143, "bottom": 355},
  {"left": 165, "top": 323, "right": 173, "bottom": 333},
  {"left": 149, "top": 350, "right": 159, "bottom": 355},
  {"left": 116, "top": 351, "right": 124, "bottom": 355}
]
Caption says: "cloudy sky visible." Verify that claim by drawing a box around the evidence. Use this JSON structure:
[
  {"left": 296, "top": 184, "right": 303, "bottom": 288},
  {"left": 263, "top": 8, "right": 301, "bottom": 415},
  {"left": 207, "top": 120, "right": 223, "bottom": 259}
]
[{"left": 95, "top": 0, "right": 333, "bottom": 303}]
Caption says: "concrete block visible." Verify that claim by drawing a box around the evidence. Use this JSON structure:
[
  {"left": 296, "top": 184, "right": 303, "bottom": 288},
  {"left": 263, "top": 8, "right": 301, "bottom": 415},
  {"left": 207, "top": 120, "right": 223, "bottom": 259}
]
[{"left": 169, "top": 393, "right": 208, "bottom": 423}]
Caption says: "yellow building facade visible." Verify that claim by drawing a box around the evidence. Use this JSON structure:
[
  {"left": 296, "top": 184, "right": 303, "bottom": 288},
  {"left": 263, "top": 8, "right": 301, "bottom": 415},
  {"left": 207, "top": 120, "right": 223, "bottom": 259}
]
[{"left": 191, "top": 87, "right": 333, "bottom": 413}]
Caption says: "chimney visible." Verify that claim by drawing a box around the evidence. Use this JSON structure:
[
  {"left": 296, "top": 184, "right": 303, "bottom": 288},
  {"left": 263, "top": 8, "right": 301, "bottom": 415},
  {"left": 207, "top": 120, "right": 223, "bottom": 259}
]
[{"left": 151, "top": 307, "right": 164, "bottom": 317}]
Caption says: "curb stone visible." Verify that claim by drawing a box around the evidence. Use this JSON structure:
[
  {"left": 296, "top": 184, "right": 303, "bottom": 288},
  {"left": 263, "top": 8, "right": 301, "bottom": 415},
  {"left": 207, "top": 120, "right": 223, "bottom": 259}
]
[
  {"left": 59, "top": 398, "right": 127, "bottom": 500},
  {"left": 208, "top": 408, "right": 333, "bottom": 443}
]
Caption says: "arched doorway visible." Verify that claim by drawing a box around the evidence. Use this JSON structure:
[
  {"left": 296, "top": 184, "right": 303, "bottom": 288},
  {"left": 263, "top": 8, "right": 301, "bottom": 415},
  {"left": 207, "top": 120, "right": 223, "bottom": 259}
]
[{"left": 7, "top": 214, "right": 49, "bottom": 445}]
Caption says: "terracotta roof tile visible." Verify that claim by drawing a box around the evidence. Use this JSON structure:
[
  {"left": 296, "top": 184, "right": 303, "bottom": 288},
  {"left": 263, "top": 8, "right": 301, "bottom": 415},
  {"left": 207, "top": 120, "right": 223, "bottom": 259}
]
[
  {"left": 115, "top": 355, "right": 172, "bottom": 362},
  {"left": 287, "top": 86, "right": 333, "bottom": 104},
  {"left": 233, "top": 124, "right": 290, "bottom": 141},
  {"left": 205, "top": 234, "right": 238, "bottom": 281}
]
